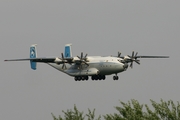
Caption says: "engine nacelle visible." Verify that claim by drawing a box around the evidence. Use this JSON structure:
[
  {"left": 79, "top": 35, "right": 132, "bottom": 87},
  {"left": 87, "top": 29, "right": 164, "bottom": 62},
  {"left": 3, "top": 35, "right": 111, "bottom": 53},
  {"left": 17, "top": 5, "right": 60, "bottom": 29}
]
[
  {"left": 124, "top": 55, "right": 131, "bottom": 61},
  {"left": 54, "top": 57, "right": 62, "bottom": 64}
]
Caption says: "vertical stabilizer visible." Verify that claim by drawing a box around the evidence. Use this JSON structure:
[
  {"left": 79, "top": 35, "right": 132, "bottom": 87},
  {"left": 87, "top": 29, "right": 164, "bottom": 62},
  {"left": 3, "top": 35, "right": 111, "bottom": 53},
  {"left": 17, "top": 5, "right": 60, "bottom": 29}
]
[
  {"left": 64, "top": 44, "right": 72, "bottom": 58},
  {"left": 30, "top": 44, "right": 37, "bottom": 70}
]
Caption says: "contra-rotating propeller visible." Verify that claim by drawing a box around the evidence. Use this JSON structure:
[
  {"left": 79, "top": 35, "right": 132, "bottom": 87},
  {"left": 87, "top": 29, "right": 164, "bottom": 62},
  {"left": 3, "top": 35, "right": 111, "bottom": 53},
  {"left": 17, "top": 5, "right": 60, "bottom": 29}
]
[
  {"left": 77, "top": 52, "right": 89, "bottom": 69},
  {"left": 117, "top": 51, "right": 126, "bottom": 63},
  {"left": 59, "top": 53, "right": 67, "bottom": 69},
  {"left": 128, "top": 51, "right": 140, "bottom": 68}
]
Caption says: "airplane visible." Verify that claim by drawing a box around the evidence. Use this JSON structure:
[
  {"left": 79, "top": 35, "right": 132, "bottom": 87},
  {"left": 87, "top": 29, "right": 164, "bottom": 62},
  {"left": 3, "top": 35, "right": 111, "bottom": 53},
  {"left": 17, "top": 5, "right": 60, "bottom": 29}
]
[{"left": 4, "top": 44, "right": 169, "bottom": 81}]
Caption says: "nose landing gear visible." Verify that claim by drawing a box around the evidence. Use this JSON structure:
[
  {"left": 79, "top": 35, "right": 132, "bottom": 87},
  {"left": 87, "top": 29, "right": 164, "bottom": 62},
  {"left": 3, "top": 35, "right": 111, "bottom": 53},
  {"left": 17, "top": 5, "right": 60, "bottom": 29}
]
[{"left": 113, "top": 74, "right": 119, "bottom": 80}]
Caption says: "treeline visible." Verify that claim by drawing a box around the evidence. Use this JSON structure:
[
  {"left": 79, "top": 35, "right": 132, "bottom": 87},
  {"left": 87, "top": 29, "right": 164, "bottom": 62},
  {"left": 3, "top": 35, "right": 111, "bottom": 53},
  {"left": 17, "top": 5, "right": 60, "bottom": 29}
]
[{"left": 52, "top": 99, "right": 180, "bottom": 120}]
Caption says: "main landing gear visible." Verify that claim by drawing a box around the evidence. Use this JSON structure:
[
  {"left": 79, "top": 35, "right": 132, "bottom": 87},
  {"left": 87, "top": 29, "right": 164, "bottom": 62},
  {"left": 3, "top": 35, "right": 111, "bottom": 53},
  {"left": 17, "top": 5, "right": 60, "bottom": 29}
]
[
  {"left": 74, "top": 75, "right": 106, "bottom": 81},
  {"left": 74, "top": 76, "right": 89, "bottom": 81},
  {"left": 91, "top": 75, "right": 106, "bottom": 81},
  {"left": 74, "top": 75, "right": 119, "bottom": 81}
]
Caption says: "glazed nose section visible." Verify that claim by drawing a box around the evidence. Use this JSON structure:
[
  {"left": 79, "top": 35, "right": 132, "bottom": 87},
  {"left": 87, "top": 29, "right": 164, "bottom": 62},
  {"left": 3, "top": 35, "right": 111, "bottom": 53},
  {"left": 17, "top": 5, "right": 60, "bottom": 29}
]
[{"left": 123, "top": 63, "right": 128, "bottom": 70}]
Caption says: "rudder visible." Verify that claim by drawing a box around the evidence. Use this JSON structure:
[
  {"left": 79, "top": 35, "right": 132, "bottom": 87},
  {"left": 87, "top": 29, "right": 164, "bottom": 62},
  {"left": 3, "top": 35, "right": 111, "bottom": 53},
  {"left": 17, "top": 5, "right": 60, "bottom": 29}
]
[{"left": 64, "top": 44, "right": 72, "bottom": 58}]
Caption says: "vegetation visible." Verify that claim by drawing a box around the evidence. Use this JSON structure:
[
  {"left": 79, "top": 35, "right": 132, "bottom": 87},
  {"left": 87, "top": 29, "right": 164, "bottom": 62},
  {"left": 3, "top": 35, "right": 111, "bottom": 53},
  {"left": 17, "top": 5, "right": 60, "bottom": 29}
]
[{"left": 52, "top": 99, "right": 180, "bottom": 120}]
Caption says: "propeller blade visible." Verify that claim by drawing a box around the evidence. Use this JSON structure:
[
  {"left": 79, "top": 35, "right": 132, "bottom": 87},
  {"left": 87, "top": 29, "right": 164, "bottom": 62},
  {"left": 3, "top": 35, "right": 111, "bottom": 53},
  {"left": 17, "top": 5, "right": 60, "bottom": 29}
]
[
  {"left": 132, "top": 51, "right": 134, "bottom": 58},
  {"left": 77, "top": 56, "right": 81, "bottom": 60},
  {"left": 61, "top": 53, "right": 64, "bottom": 59},
  {"left": 135, "top": 52, "right": 138, "bottom": 58},
  {"left": 135, "top": 60, "right": 140, "bottom": 64},
  {"left": 82, "top": 61, "right": 89, "bottom": 66},
  {"left": 130, "top": 62, "right": 133, "bottom": 68},
  {"left": 62, "top": 63, "right": 66, "bottom": 69},
  {"left": 84, "top": 54, "right": 88, "bottom": 59},
  {"left": 81, "top": 52, "right": 83, "bottom": 59},
  {"left": 118, "top": 52, "right": 121, "bottom": 57}
]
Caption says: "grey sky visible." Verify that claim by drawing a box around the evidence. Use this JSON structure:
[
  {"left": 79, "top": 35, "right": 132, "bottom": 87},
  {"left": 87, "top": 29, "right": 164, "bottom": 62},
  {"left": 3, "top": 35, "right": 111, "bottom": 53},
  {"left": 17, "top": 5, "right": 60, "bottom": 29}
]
[{"left": 0, "top": 1, "right": 179, "bottom": 120}]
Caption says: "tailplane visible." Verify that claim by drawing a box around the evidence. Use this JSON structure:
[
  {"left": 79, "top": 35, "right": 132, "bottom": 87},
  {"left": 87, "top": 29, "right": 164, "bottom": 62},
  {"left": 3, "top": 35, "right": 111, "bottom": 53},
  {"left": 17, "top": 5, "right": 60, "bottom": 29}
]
[{"left": 30, "top": 44, "right": 37, "bottom": 70}]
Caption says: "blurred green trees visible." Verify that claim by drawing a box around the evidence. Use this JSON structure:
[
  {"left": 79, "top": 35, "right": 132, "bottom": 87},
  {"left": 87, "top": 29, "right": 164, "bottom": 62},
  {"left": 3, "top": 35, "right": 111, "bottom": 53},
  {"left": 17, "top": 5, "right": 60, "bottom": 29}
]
[{"left": 52, "top": 99, "right": 180, "bottom": 120}]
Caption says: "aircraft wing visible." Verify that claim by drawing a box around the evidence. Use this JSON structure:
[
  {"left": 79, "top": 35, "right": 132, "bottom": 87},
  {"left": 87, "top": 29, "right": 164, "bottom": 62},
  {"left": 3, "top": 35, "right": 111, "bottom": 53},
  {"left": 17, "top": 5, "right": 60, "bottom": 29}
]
[
  {"left": 5, "top": 57, "right": 75, "bottom": 63},
  {"left": 4, "top": 58, "right": 57, "bottom": 63},
  {"left": 136, "top": 56, "right": 169, "bottom": 58},
  {"left": 118, "top": 56, "right": 169, "bottom": 59},
  {"left": 119, "top": 51, "right": 169, "bottom": 68}
]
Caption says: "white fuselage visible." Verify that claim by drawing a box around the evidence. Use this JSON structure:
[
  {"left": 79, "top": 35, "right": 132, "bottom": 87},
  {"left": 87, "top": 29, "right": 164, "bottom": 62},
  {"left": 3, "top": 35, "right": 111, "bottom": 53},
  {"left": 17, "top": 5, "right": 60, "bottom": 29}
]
[{"left": 48, "top": 56, "right": 127, "bottom": 77}]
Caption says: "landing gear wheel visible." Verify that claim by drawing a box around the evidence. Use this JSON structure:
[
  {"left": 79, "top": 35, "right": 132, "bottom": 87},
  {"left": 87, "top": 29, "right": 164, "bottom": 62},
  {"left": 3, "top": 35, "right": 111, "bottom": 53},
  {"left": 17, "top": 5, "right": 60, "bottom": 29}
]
[
  {"left": 85, "top": 76, "right": 89, "bottom": 80},
  {"left": 98, "top": 75, "right": 102, "bottom": 80},
  {"left": 95, "top": 76, "right": 98, "bottom": 80},
  {"left": 113, "top": 76, "right": 119, "bottom": 80},
  {"left": 74, "top": 76, "right": 78, "bottom": 81},
  {"left": 113, "top": 76, "right": 116, "bottom": 80},
  {"left": 78, "top": 76, "right": 82, "bottom": 81},
  {"left": 102, "top": 75, "right": 106, "bottom": 80}
]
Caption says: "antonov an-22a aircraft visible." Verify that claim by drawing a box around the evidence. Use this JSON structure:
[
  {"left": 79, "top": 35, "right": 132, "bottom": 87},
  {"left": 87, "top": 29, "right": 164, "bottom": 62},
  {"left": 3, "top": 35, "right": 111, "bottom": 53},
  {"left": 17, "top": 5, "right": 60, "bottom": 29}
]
[{"left": 5, "top": 44, "right": 169, "bottom": 81}]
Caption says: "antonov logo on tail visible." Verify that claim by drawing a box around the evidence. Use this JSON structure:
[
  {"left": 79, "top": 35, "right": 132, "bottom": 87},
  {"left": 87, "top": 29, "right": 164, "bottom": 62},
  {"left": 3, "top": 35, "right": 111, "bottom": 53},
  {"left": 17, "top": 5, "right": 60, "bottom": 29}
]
[{"left": 5, "top": 44, "right": 169, "bottom": 81}]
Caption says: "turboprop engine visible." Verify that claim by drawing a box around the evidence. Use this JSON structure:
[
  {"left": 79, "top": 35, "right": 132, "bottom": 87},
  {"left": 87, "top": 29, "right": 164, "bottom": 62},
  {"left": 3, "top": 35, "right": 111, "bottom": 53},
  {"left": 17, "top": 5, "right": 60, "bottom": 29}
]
[{"left": 54, "top": 57, "right": 62, "bottom": 64}]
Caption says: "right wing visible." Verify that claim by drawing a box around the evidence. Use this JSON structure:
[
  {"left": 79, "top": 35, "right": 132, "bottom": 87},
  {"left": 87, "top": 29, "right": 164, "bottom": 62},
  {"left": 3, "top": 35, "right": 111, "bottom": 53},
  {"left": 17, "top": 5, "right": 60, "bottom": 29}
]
[{"left": 136, "top": 56, "right": 169, "bottom": 58}]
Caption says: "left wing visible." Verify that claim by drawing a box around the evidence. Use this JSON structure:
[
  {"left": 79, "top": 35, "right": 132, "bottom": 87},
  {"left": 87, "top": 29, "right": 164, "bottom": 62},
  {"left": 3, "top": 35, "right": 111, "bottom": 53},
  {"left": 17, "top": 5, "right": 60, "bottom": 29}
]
[{"left": 4, "top": 58, "right": 56, "bottom": 63}]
